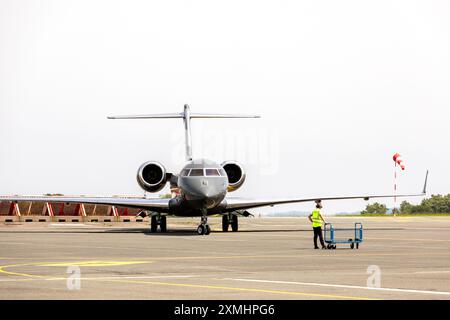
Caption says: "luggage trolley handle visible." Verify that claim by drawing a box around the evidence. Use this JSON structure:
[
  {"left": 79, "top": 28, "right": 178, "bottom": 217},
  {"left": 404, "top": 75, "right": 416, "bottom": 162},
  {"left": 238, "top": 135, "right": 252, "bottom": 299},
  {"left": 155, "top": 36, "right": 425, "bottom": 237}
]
[
  {"left": 324, "top": 223, "right": 334, "bottom": 243},
  {"left": 354, "top": 222, "right": 363, "bottom": 242}
]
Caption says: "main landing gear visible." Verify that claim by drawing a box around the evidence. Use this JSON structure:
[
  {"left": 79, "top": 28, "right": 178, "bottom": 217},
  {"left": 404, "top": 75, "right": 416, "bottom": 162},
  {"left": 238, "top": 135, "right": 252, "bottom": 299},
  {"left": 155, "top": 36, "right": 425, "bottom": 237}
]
[
  {"left": 197, "top": 209, "right": 211, "bottom": 235},
  {"left": 222, "top": 214, "right": 238, "bottom": 232},
  {"left": 150, "top": 215, "right": 167, "bottom": 233}
]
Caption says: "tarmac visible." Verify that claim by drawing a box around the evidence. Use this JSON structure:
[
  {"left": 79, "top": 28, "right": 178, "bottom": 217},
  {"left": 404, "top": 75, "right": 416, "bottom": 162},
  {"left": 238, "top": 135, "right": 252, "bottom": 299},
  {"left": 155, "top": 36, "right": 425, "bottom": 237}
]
[{"left": 0, "top": 216, "right": 449, "bottom": 300}]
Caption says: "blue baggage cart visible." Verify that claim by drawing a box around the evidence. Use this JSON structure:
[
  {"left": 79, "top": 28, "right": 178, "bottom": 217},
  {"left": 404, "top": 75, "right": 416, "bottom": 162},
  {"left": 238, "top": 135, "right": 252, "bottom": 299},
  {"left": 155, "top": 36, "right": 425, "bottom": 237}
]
[{"left": 323, "top": 222, "right": 363, "bottom": 249}]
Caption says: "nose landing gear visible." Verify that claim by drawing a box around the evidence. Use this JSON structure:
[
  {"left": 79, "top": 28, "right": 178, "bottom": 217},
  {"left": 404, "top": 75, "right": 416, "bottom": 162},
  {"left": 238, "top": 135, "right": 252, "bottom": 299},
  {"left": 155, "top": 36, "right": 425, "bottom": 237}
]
[
  {"left": 197, "top": 209, "right": 211, "bottom": 235},
  {"left": 196, "top": 223, "right": 211, "bottom": 235}
]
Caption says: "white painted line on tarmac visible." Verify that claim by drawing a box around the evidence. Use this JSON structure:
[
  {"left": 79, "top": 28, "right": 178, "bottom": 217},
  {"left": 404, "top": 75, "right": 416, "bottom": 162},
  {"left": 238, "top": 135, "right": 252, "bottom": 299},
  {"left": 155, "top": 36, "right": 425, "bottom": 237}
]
[
  {"left": 368, "top": 243, "right": 449, "bottom": 250},
  {"left": 0, "top": 278, "right": 35, "bottom": 282},
  {"left": 367, "top": 237, "right": 450, "bottom": 242},
  {"left": 49, "top": 224, "right": 91, "bottom": 227},
  {"left": 222, "top": 278, "right": 450, "bottom": 296},
  {"left": 401, "top": 227, "right": 450, "bottom": 231},
  {"left": 414, "top": 270, "right": 450, "bottom": 274},
  {"left": 177, "top": 237, "right": 245, "bottom": 242},
  {"left": 0, "top": 242, "right": 30, "bottom": 245}
]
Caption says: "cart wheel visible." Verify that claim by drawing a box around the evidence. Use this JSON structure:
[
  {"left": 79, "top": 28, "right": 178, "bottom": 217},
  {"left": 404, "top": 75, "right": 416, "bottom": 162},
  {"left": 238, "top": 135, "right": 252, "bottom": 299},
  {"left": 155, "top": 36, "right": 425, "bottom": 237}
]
[
  {"left": 350, "top": 243, "right": 354, "bottom": 249},
  {"left": 356, "top": 243, "right": 359, "bottom": 249}
]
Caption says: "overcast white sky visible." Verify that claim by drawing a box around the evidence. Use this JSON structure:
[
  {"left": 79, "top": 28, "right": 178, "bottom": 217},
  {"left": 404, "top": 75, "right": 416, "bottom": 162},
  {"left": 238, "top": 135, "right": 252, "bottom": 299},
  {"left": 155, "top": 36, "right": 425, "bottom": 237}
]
[{"left": 1, "top": 0, "right": 448, "bottom": 214}]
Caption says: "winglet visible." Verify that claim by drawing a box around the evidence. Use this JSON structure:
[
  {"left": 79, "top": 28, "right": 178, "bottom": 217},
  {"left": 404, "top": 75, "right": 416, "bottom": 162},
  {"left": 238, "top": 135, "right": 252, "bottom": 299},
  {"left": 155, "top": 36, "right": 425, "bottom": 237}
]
[{"left": 422, "top": 170, "right": 429, "bottom": 194}]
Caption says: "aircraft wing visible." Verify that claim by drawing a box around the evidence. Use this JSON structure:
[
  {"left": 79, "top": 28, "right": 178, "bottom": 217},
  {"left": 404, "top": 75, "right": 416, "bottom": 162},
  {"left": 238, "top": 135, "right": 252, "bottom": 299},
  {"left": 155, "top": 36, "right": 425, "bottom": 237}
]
[
  {"left": 0, "top": 195, "right": 171, "bottom": 213},
  {"left": 224, "top": 193, "right": 422, "bottom": 212},
  {"left": 224, "top": 171, "right": 429, "bottom": 212}
]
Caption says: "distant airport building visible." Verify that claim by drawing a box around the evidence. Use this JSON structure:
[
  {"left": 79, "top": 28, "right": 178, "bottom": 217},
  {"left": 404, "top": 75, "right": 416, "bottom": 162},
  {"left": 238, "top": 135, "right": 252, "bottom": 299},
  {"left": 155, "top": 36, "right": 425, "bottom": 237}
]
[{"left": 0, "top": 198, "right": 143, "bottom": 223}]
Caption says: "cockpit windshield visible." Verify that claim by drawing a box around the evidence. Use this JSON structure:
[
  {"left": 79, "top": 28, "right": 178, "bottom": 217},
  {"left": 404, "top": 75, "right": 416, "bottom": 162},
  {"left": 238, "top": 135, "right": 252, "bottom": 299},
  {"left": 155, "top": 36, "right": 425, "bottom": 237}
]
[
  {"left": 189, "top": 169, "right": 204, "bottom": 176},
  {"left": 205, "top": 169, "right": 220, "bottom": 176},
  {"left": 184, "top": 168, "right": 223, "bottom": 177}
]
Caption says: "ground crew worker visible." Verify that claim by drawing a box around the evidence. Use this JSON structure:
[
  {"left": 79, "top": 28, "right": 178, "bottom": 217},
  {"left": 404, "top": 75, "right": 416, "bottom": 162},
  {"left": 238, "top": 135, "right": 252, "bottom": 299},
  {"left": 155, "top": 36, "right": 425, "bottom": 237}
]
[{"left": 308, "top": 201, "right": 326, "bottom": 249}]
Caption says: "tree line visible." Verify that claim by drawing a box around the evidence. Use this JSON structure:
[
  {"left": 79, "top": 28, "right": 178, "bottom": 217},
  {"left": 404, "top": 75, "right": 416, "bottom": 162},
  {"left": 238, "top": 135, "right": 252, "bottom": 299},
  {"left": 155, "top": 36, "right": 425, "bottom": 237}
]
[{"left": 361, "top": 194, "right": 450, "bottom": 215}]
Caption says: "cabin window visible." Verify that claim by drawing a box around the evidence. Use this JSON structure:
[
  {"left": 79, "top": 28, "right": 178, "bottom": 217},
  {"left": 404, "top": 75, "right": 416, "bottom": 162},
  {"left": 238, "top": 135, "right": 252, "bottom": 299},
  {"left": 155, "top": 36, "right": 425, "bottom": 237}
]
[
  {"left": 189, "top": 169, "right": 204, "bottom": 176},
  {"left": 205, "top": 169, "right": 220, "bottom": 176},
  {"left": 181, "top": 169, "right": 190, "bottom": 176}
]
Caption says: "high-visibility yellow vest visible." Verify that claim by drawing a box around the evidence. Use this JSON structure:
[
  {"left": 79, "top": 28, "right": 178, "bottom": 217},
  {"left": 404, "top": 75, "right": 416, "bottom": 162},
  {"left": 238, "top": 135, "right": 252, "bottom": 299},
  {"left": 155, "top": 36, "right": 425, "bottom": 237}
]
[{"left": 311, "top": 209, "right": 322, "bottom": 227}]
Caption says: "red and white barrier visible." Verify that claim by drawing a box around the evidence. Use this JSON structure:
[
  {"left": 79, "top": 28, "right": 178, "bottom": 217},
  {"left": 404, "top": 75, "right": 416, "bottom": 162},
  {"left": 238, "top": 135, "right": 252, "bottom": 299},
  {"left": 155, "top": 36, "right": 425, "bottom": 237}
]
[
  {"left": 44, "top": 203, "right": 55, "bottom": 217},
  {"left": 8, "top": 202, "right": 21, "bottom": 217},
  {"left": 109, "top": 206, "right": 119, "bottom": 217}
]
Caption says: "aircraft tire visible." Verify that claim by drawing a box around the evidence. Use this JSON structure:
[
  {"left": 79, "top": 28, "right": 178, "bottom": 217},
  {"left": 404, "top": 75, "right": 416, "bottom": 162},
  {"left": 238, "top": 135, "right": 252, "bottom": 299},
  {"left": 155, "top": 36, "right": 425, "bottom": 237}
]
[
  {"left": 205, "top": 224, "right": 211, "bottom": 235},
  {"left": 160, "top": 216, "right": 167, "bottom": 233},
  {"left": 222, "top": 215, "right": 229, "bottom": 232},
  {"left": 151, "top": 216, "right": 158, "bottom": 233},
  {"left": 197, "top": 224, "right": 205, "bottom": 235},
  {"left": 231, "top": 216, "right": 238, "bottom": 232}
]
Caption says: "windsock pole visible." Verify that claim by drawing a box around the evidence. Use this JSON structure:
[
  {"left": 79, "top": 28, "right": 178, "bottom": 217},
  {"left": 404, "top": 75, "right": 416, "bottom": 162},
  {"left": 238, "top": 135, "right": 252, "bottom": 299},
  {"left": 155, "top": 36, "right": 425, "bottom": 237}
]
[
  {"left": 394, "top": 162, "right": 397, "bottom": 216},
  {"left": 392, "top": 153, "right": 405, "bottom": 216}
]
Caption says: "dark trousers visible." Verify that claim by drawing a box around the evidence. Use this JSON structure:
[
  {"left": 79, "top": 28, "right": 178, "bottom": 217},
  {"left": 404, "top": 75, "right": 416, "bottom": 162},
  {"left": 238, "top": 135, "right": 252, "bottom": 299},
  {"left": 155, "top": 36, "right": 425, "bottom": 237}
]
[{"left": 313, "top": 226, "right": 325, "bottom": 248}]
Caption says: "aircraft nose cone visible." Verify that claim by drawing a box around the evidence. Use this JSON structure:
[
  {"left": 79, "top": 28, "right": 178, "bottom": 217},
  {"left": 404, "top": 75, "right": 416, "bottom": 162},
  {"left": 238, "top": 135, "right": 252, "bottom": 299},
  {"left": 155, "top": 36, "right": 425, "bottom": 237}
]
[
  {"left": 193, "top": 187, "right": 220, "bottom": 201},
  {"left": 195, "top": 180, "right": 210, "bottom": 197},
  {"left": 181, "top": 176, "right": 226, "bottom": 205},
  {"left": 197, "top": 188, "right": 211, "bottom": 199}
]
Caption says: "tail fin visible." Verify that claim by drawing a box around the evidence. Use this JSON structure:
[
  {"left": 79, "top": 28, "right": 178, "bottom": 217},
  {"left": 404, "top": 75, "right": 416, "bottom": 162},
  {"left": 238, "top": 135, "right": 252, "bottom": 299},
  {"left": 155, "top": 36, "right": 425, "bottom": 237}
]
[
  {"left": 422, "top": 170, "right": 429, "bottom": 194},
  {"left": 108, "top": 104, "right": 260, "bottom": 161}
]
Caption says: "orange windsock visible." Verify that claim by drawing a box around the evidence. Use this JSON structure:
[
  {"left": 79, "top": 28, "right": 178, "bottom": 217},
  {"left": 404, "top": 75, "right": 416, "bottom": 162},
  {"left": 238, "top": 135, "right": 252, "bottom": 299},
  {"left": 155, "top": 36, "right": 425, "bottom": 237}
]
[{"left": 393, "top": 153, "right": 405, "bottom": 170}]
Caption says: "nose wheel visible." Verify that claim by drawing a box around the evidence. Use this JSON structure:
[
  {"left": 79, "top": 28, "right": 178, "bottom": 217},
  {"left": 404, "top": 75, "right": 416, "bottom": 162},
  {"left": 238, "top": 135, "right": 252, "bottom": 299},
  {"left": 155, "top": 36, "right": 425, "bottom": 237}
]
[
  {"left": 197, "top": 210, "right": 211, "bottom": 235},
  {"left": 197, "top": 224, "right": 211, "bottom": 235}
]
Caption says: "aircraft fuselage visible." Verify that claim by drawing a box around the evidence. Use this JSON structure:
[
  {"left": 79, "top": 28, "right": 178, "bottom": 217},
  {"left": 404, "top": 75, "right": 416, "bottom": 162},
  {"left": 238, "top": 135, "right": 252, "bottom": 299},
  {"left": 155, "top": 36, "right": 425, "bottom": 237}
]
[{"left": 169, "top": 158, "right": 228, "bottom": 216}]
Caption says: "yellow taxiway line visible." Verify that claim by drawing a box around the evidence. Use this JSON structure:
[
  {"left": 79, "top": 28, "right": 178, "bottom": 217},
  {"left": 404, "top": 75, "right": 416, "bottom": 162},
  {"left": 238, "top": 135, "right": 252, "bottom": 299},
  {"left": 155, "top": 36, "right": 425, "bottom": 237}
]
[
  {"left": 98, "top": 278, "right": 378, "bottom": 300},
  {"left": 0, "top": 260, "right": 378, "bottom": 300}
]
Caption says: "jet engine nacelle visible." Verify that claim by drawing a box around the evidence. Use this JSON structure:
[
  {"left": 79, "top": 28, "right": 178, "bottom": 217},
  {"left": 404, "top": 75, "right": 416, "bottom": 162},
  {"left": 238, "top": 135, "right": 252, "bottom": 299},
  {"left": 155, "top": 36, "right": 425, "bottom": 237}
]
[
  {"left": 221, "top": 161, "right": 246, "bottom": 192},
  {"left": 137, "top": 161, "right": 168, "bottom": 193}
]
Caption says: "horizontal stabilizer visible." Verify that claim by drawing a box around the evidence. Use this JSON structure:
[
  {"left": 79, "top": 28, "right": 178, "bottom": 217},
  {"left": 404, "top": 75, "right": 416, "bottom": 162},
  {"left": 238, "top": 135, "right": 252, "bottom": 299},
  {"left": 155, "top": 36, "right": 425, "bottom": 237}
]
[
  {"left": 107, "top": 113, "right": 184, "bottom": 119},
  {"left": 108, "top": 104, "right": 260, "bottom": 161},
  {"left": 190, "top": 113, "right": 260, "bottom": 119},
  {"left": 108, "top": 113, "right": 260, "bottom": 120}
]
